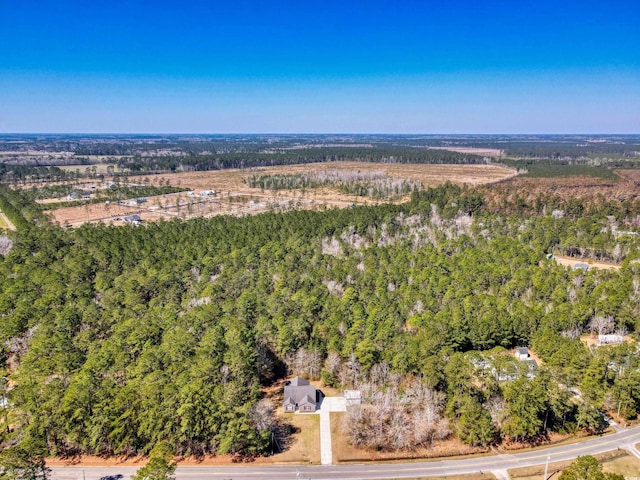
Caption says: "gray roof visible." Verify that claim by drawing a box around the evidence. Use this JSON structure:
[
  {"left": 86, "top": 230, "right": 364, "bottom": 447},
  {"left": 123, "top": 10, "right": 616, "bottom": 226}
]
[
  {"left": 289, "top": 377, "right": 310, "bottom": 387},
  {"left": 517, "top": 347, "right": 529, "bottom": 355},
  {"left": 284, "top": 377, "right": 317, "bottom": 407},
  {"left": 300, "top": 395, "right": 315, "bottom": 406},
  {"left": 573, "top": 263, "right": 589, "bottom": 270}
]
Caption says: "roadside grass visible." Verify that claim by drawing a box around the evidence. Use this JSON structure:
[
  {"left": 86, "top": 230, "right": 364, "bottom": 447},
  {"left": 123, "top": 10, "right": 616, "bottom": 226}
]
[
  {"left": 509, "top": 450, "right": 640, "bottom": 479},
  {"left": 601, "top": 452, "right": 640, "bottom": 477},
  {"left": 496, "top": 428, "right": 617, "bottom": 455},
  {"left": 392, "top": 476, "right": 496, "bottom": 480}
]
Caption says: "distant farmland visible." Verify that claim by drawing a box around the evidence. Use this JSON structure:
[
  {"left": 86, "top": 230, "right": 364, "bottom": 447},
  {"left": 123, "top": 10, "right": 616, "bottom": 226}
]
[{"left": 46, "top": 162, "right": 517, "bottom": 227}]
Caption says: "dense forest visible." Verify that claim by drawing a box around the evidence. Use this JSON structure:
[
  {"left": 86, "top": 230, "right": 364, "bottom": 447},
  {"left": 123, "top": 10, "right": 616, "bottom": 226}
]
[
  {"left": 117, "top": 147, "right": 486, "bottom": 173},
  {"left": 0, "top": 182, "right": 639, "bottom": 461}
]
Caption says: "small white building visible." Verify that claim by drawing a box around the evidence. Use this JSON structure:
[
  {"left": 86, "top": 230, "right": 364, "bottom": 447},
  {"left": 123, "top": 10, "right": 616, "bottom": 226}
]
[
  {"left": 515, "top": 347, "right": 530, "bottom": 360},
  {"left": 200, "top": 190, "right": 216, "bottom": 196},
  {"left": 598, "top": 334, "right": 624, "bottom": 345},
  {"left": 344, "top": 390, "right": 362, "bottom": 407}
]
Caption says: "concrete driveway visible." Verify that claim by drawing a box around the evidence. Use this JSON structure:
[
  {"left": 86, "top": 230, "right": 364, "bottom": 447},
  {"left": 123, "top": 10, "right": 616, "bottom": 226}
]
[{"left": 318, "top": 396, "right": 346, "bottom": 465}]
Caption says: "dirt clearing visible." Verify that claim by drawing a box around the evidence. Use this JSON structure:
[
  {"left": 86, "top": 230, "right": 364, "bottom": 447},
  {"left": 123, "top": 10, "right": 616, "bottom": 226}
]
[{"left": 554, "top": 255, "right": 621, "bottom": 271}]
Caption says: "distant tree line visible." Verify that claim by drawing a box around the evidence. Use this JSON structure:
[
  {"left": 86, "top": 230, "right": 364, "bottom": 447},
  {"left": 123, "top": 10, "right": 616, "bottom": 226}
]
[{"left": 117, "top": 147, "right": 486, "bottom": 173}]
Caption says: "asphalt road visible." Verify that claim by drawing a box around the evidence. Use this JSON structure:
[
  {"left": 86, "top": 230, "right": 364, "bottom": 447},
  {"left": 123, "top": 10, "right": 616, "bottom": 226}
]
[{"left": 49, "top": 426, "right": 640, "bottom": 480}]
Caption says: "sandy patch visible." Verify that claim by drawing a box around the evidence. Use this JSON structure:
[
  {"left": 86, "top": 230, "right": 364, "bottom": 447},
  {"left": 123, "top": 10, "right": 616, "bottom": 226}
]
[{"left": 554, "top": 255, "right": 621, "bottom": 271}]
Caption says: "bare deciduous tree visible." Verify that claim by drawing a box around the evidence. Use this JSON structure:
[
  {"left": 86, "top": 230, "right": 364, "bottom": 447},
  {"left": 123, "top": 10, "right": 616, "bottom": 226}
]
[
  {"left": 250, "top": 398, "right": 277, "bottom": 432},
  {"left": 342, "top": 375, "right": 449, "bottom": 451},
  {"left": 561, "top": 325, "right": 583, "bottom": 339},
  {"left": 484, "top": 395, "right": 508, "bottom": 429},
  {"left": 588, "top": 315, "right": 615, "bottom": 335},
  {"left": 286, "top": 348, "right": 322, "bottom": 380},
  {"left": 0, "top": 235, "right": 13, "bottom": 256}
]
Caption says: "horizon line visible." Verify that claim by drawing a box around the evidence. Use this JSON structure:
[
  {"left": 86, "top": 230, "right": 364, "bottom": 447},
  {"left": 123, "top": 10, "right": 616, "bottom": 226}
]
[{"left": 1, "top": 132, "right": 639, "bottom": 136}]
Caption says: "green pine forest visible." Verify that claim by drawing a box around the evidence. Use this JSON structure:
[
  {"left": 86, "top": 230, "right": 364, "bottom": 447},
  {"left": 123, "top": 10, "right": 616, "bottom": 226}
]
[{"left": 0, "top": 182, "right": 640, "bottom": 459}]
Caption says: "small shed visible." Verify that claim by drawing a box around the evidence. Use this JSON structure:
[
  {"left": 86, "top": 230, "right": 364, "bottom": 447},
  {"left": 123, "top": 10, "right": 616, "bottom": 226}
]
[
  {"left": 573, "top": 263, "right": 589, "bottom": 271},
  {"left": 515, "top": 347, "right": 530, "bottom": 360},
  {"left": 344, "top": 390, "right": 362, "bottom": 407}
]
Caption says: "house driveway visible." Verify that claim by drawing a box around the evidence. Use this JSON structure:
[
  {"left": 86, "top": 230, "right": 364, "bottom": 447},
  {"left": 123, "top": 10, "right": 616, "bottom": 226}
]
[{"left": 318, "top": 396, "right": 346, "bottom": 465}]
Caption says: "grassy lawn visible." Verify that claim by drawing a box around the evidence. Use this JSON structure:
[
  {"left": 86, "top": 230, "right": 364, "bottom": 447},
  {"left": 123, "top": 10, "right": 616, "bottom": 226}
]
[
  {"left": 509, "top": 450, "right": 640, "bottom": 479},
  {"left": 270, "top": 413, "right": 320, "bottom": 464},
  {"left": 0, "top": 215, "right": 9, "bottom": 229}
]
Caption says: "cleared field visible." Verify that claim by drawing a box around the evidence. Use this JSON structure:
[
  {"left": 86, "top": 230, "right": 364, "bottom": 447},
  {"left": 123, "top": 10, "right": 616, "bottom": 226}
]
[
  {"left": 485, "top": 168, "right": 640, "bottom": 205},
  {"left": 132, "top": 162, "right": 516, "bottom": 192},
  {"left": 46, "top": 162, "right": 517, "bottom": 227}
]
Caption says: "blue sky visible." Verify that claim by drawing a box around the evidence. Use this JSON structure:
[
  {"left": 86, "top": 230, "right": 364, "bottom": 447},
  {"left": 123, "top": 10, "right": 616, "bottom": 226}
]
[{"left": 1, "top": 0, "right": 639, "bottom": 133}]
